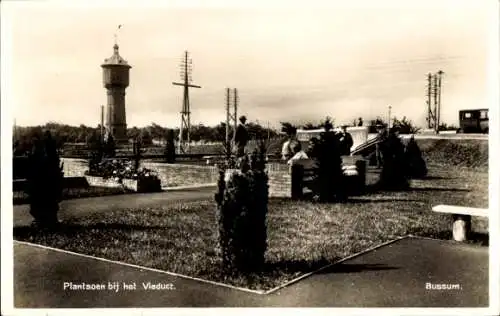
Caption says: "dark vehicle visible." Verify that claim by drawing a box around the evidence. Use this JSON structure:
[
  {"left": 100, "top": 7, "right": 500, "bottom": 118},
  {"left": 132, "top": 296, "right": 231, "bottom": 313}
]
[{"left": 458, "top": 109, "right": 489, "bottom": 134}]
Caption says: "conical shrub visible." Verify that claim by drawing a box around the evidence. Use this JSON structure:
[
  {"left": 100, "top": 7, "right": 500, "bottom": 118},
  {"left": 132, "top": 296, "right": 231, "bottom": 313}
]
[
  {"left": 27, "top": 131, "right": 63, "bottom": 228},
  {"left": 214, "top": 141, "right": 269, "bottom": 273},
  {"left": 377, "top": 131, "right": 409, "bottom": 190},
  {"left": 404, "top": 137, "right": 428, "bottom": 179}
]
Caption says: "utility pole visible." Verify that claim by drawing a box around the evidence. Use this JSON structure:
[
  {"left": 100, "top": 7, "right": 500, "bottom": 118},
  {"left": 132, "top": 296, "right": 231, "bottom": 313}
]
[
  {"left": 388, "top": 105, "right": 392, "bottom": 129},
  {"left": 267, "top": 121, "right": 270, "bottom": 142},
  {"left": 172, "top": 51, "right": 201, "bottom": 154},
  {"left": 13, "top": 118, "right": 17, "bottom": 143},
  {"left": 225, "top": 88, "right": 238, "bottom": 156},
  {"left": 233, "top": 88, "right": 238, "bottom": 141},
  {"left": 100, "top": 105, "right": 105, "bottom": 142},
  {"left": 426, "top": 73, "right": 433, "bottom": 129},
  {"left": 433, "top": 73, "right": 439, "bottom": 133},
  {"left": 225, "top": 88, "right": 231, "bottom": 158},
  {"left": 436, "top": 70, "right": 444, "bottom": 134},
  {"left": 425, "top": 71, "right": 444, "bottom": 133}
]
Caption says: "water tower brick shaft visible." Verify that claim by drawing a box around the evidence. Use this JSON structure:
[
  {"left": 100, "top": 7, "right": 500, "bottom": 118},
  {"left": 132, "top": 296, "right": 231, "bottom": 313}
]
[{"left": 101, "top": 44, "right": 131, "bottom": 142}]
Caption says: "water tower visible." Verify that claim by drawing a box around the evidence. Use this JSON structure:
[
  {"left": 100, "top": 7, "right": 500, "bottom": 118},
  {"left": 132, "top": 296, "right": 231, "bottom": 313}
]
[{"left": 101, "top": 43, "right": 131, "bottom": 143}]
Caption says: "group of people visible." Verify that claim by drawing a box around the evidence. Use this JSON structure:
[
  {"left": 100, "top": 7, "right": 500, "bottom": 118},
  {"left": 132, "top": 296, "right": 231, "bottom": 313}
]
[
  {"left": 374, "top": 123, "right": 427, "bottom": 187},
  {"left": 231, "top": 115, "right": 408, "bottom": 175},
  {"left": 281, "top": 123, "right": 354, "bottom": 164}
]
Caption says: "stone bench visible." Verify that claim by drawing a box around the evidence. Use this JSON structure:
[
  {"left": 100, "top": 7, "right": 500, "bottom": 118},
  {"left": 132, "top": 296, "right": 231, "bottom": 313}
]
[{"left": 432, "top": 204, "right": 489, "bottom": 242}]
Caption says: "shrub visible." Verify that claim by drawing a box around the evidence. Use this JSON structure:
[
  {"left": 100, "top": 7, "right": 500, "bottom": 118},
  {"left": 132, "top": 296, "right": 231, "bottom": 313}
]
[
  {"left": 132, "top": 138, "right": 146, "bottom": 171},
  {"left": 165, "top": 129, "right": 176, "bottom": 163},
  {"left": 392, "top": 116, "right": 421, "bottom": 134},
  {"left": 103, "top": 134, "right": 116, "bottom": 158},
  {"left": 421, "top": 139, "right": 488, "bottom": 169},
  {"left": 86, "top": 159, "right": 160, "bottom": 184},
  {"left": 87, "top": 132, "right": 104, "bottom": 171},
  {"left": 26, "top": 131, "right": 64, "bottom": 228},
  {"left": 377, "top": 130, "right": 410, "bottom": 190},
  {"left": 214, "top": 141, "right": 269, "bottom": 273},
  {"left": 404, "top": 136, "right": 428, "bottom": 179},
  {"left": 438, "top": 123, "right": 459, "bottom": 132},
  {"left": 308, "top": 129, "right": 345, "bottom": 202}
]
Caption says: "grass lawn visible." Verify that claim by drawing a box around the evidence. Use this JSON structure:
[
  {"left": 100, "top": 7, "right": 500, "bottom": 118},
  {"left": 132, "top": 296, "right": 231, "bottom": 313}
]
[{"left": 13, "top": 164, "right": 488, "bottom": 291}]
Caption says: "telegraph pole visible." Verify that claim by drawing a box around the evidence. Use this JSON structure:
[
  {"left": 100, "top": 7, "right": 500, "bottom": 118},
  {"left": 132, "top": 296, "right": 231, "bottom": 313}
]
[
  {"left": 433, "top": 73, "right": 439, "bottom": 133},
  {"left": 233, "top": 88, "right": 238, "bottom": 141},
  {"left": 172, "top": 51, "right": 201, "bottom": 154},
  {"left": 267, "top": 121, "right": 270, "bottom": 142},
  {"left": 13, "top": 118, "right": 17, "bottom": 142},
  {"left": 436, "top": 70, "right": 444, "bottom": 133},
  {"left": 426, "top": 73, "right": 433, "bottom": 129},
  {"left": 388, "top": 105, "right": 392, "bottom": 128},
  {"left": 225, "top": 88, "right": 238, "bottom": 156},
  {"left": 100, "top": 105, "right": 105, "bottom": 141},
  {"left": 426, "top": 71, "right": 444, "bottom": 133},
  {"left": 225, "top": 88, "right": 231, "bottom": 158}
]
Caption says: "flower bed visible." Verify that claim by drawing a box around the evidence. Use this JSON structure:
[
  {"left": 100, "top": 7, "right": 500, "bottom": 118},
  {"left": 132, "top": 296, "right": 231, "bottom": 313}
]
[{"left": 84, "top": 159, "right": 162, "bottom": 193}]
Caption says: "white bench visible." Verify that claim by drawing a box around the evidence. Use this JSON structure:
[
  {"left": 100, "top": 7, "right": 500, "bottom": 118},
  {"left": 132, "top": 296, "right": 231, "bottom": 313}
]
[{"left": 432, "top": 205, "right": 489, "bottom": 242}]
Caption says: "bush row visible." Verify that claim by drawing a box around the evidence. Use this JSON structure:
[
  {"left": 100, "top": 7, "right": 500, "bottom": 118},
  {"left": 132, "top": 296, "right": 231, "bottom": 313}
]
[{"left": 418, "top": 139, "right": 488, "bottom": 169}]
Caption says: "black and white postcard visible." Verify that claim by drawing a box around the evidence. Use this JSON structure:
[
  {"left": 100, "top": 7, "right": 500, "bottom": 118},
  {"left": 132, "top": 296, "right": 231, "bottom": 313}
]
[{"left": 2, "top": 1, "right": 499, "bottom": 315}]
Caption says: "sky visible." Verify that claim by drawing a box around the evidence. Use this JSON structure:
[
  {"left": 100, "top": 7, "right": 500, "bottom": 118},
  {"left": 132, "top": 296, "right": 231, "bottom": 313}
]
[{"left": 2, "top": 0, "right": 497, "bottom": 129}]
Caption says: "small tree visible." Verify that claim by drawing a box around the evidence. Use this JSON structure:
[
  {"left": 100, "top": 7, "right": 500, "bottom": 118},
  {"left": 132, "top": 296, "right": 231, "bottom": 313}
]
[
  {"left": 26, "top": 131, "right": 63, "bottom": 229},
  {"left": 280, "top": 122, "right": 296, "bottom": 135},
  {"left": 165, "top": 129, "right": 176, "bottom": 163},
  {"left": 377, "top": 129, "right": 409, "bottom": 190},
  {"left": 133, "top": 137, "right": 145, "bottom": 171},
  {"left": 104, "top": 134, "right": 116, "bottom": 158},
  {"left": 404, "top": 136, "right": 428, "bottom": 179},
  {"left": 392, "top": 116, "right": 421, "bottom": 134},
  {"left": 217, "top": 136, "right": 236, "bottom": 169},
  {"left": 214, "top": 140, "right": 269, "bottom": 273},
  {"left": 438, "top": 123, "right": 459, "bottom": 131},
  {"left": 308, "top": 120, "right": 346, "bottom": 202},
  {"left": 139, "top": 129, "right": 153, "bottom": 146},
  {"left": 87, "top": 131, "right": 104, "bottom": 171}
]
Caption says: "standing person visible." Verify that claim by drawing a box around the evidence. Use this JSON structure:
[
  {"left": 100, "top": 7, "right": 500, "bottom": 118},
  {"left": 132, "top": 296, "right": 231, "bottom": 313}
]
[
  {"left": 375, "top": 124, "right": 388, "bottom": 168},
  {"left": 339, "top": 125, "right": 354, "bottom": 156},
  {"left": 357, "top": 117, "right": 364, "bottom": 127},
  {"left": 234, "top": 115, "right": 249, "bottom": 158}
]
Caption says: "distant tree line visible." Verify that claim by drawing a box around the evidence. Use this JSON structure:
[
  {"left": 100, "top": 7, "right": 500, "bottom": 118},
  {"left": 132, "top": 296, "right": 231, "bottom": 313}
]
[
  {"left": 13, "top": 121, "right": 278, "bottom": 155},
  {"left": 12, "top": 115, "right": 432, "bottom": 156}
]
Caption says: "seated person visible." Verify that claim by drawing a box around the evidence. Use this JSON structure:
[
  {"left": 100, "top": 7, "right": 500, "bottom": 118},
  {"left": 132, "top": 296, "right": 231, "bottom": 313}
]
[
  {"left": 282, "top": 128, "right": 302, "bottom": 161},
  {"left": 287, "top": 150, "right": 309, "bottom": 165}
]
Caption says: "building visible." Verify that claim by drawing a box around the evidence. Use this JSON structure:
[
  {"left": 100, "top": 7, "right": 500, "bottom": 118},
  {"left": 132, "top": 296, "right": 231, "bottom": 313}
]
[{"left": 101, "top": 43, "right": 132, "bottom": 143}]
